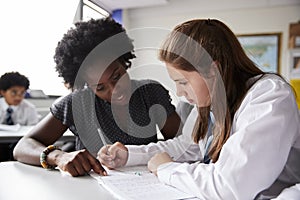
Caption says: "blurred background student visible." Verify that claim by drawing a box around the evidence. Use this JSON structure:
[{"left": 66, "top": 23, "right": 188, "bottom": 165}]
[
  {"left": 0, "top": 71, "right": 39, "bottom": 125},
  {"left": 0, "top": 71, "right": 39, "bottom": 161}
]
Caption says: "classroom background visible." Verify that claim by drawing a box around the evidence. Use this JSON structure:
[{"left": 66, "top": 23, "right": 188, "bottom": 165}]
[
  {"left": 0, "top": 0, "right": 300, "bottom": 160},
  {"left": 0, "top": 0, "right": 299, "bottom": 98}
]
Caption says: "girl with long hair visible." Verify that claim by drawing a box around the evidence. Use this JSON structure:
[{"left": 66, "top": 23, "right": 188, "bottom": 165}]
[{"left": 98, "top": 19, "right": 300, "bottom": 199}]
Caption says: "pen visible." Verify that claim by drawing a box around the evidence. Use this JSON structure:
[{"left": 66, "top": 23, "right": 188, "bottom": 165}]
[{"left": 97, "top": 128, "right": 110, "bottom": 155}]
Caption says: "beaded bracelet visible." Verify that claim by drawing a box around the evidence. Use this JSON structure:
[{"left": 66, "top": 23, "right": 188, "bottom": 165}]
[{"left": 40, "top": 145, "right": 61, "bottom": 169}]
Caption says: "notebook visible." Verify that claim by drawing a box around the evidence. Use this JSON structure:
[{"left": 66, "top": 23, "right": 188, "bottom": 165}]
[{"left": 90, "top": 165, "right": 197, "bottom": 200}]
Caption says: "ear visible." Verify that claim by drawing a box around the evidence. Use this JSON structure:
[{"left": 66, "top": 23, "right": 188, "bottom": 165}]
[{"left": 0, "top": 90, "right": 5, "bottom": 96}]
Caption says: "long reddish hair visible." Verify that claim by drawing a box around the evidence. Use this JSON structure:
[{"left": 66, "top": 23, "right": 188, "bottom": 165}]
[{"left": 159, "top": 19, "right": 265, "bottom": 162}]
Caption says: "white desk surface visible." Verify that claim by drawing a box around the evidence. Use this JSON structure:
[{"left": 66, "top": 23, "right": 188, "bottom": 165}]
[
  {"left": 0, "top": 126, "right": 74, "bottom": 143},
  {"left": 0, "top": 125, "right": 35, "bottom": 137},
  {"left": 0, "top": 161, "right": 115, "bottom": 200}
]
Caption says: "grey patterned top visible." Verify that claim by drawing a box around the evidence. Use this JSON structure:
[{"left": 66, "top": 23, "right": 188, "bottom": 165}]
[{"left": 50, "top": 79, "right": 176, "bottom": 155}]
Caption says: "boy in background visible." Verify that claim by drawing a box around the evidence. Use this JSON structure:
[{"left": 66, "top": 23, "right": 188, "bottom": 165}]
[
  {"left": 0, "top": 72, "right": 39, "bottom": 125},
  {"left": 0, "top": 72, "right": 39, "bottom": 161}
]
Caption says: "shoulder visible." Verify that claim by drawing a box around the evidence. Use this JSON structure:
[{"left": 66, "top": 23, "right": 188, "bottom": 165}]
[
  {"left": 133, "top": 79, "right": 161, "bottom": 87},
  {"left": 51, "top": 93, "right": 72, "bottom": 109},
  {"left": 237, "top": 74, "right": 296, "bottom": 115},
  {"left": 0, "top": 97, "right": 5, "bottom": 106},
  {"left": 54, "top": 88, "right": 92, "bottom": 105},
  {"left": 248, "top": 74, "right": 292, "bottom": 96},
  {"left": 0, "top": 98, "right": 6, "bottom": 112},
  {"left": 133, "top": 79, "right": 168, "bottom": 92},
  {"left": 51, "top": 88, "right": 97, "bottom": 118},
  {"left": 132, "top": 79, "right": 172, "bottom": 101}
]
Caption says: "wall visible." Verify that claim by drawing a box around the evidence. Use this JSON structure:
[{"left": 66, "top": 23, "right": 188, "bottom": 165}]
[
  {"left": 122, "top": 0, "right": 300, "bottom": 92},
  {"left": 27, "top": 97, "right": 60, "bottom": 119},
  {"left": 1, "top": 0, "right": 299, "bottom": 97}
]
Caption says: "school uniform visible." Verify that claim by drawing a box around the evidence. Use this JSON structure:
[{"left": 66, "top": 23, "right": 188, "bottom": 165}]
[
  {"left": 0, "top": 97, "right": 39, "bottom": 161},
  {"left": 273, "top": 183, "right": 300, "bottom": 199},
  {"left": 125, "top": 74, "right": 300, "bottom": 199},
  {"left": 0, "top": 97, "right": 39, "bottom": 125}
]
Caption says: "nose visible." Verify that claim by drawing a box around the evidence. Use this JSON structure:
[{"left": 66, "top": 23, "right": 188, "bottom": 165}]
[
  {"left": 111, "top": 82, "right": 121, "bottom": 95},
  {"left": 14, "top": 95, "right": 23, "bottom": 101},
  {"left": 176, "top": 85, "right": 185, "bottom": 97},
  {"left": 106, "top": 82, "right": 115, "bottom": 96},
  {"left": 108, "top": 81, "right": 123, "bottom": 100}
]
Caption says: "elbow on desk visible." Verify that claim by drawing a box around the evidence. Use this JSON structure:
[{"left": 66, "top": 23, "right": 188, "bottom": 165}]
[
  {"left": 13, "top": 137, "right": 41, "bottom": 166},
  {"left": 12, "top": 138, "right": 25, "bottom": 162}
]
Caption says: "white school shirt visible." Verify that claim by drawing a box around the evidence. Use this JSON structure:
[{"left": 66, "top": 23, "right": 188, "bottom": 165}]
[
  {"left": 0, "top": 98, "right": 40, "bottom": 125},
  {"left": 126, "top": 74, "right": 300, "bottom": 200}
]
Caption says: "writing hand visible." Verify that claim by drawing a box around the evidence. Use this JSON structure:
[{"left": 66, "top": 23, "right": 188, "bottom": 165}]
[
  {"left": 97, "top": 142, "right": 128, "bottom": 169},
  {"left": 55, "top": 149, "right": 107, "bottom": 177},
  {"left": 148, "top": 152, "right": 173, "bottom": 176}
]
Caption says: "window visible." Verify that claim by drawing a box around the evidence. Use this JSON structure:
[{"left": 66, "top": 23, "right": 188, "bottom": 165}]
[
  {"left": 0, "top": 0, "right": 109, "bottom": 96},
  {"left": 82, "top": 0, "right": 109, "bottom": 21},
  {"left": 0, "top": 0, "right": 82, "bottom": 96}
]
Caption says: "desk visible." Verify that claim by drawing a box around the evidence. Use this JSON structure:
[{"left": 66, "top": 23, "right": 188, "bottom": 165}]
[
  {"left": 0, "top": 126, "right": 75, "bottom": 161},
  {"left": 0, "top": 162, "right": 115, "bottom": 200},
  {"left": 0, "top": 126, "right": 75, "bottom": 143}
]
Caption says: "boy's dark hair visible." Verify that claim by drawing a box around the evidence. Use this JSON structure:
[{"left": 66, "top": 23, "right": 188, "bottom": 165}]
[
  {"left": 54, "top": 17, "right": 136, "bottom": 89},
  {"left": 0, "top": 72, "right": 30, "bottom": 91}
]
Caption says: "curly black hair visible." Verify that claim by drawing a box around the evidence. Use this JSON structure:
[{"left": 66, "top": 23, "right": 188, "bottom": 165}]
[
  {"left": 54, "top": 17, "right": 136, "bottom": 90},
  {"left": 0, "top": 72, "right": 30, "bottom": 91}
]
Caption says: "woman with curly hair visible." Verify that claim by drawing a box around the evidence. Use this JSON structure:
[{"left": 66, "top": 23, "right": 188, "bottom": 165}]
[{"left": 14, "top": 17, "right": 181, "bottom": 177}]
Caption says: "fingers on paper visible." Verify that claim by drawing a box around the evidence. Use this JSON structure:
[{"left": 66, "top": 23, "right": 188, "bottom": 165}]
[{"left": 85, "top": 151, "right": 107, "bottom": 176}]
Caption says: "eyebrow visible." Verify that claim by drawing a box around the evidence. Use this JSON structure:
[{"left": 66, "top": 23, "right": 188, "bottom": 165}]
[
  {"left": 108, "top": 67, "right": 120, "bottom": 80},
  {"left": 174, "top": 78, "right": 187, "bottom": 82}
]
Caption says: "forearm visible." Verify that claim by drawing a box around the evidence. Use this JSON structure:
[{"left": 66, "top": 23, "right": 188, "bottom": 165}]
[
  {"left": 157, "top": 162, "right": 235, "bottom": 200},
  {"left": 126, "top": 136, "right": 201, "bottom": 166},
  {"left": 13, "top": 137, "right": 46, "bottom": 165},
  {"left": 13, "top": 137, "right": 63, "bottom": 166}
]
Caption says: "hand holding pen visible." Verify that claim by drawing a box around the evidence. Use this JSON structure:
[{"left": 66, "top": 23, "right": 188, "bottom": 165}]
[
  {"left": 97, "top": 142, "right": 129, "bottom": 169},
  {"left": 97, "top": 127, "right": 110, "bottom": 155}
]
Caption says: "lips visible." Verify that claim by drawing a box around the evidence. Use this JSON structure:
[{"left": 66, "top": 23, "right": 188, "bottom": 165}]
[
  {"left": 187, "top": 98, "right": 194, "bottom": 103},
  {"left": 112, "top": 93, "right": 127, "bottom": 103},
  {"left": 116, "top": 94, "right": 124, "bottom": 101},
  {"left": 13, "top": 100, "right": 21, "bottom": 105}
]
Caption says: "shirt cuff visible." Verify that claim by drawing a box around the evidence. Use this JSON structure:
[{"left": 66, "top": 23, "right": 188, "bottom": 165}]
[
  {"left": 157, "top": 162, "right": 182, "bottom": 185},
  {"left": 125, "top": 145, "right": 151, "bottom": 166}
]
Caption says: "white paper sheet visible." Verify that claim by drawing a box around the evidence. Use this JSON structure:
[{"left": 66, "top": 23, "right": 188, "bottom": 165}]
[
  {"left": 90, "top": 166, "right": 196, "bottom": 200},
  {"left": 0, "top": 124, "right": 21, "bottom": 131}
]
